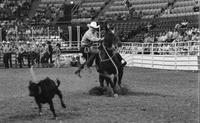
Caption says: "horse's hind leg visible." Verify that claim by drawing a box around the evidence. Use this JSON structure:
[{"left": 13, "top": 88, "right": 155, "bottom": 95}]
[
  {"left": 56, "top": 89, "right": 66, "bottom": 108},
  {"left": 118, "top": 69, "right": 124, "bottom": 87},
  {"left": 99, "top": 74, "right": 104, "bottom": 87}
]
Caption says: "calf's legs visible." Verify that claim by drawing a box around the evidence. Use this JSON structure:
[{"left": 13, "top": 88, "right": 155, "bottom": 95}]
[{"left": 56, "top": 89, "right": 66, "bottom": 108}]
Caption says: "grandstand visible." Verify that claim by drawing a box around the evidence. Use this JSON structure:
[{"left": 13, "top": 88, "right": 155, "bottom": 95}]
[
  {"left": 0, "top": 0, "right": 199, "bottom": 43},
  {"left": 0, "top": 0, "right": 200, "bottom": 69}
]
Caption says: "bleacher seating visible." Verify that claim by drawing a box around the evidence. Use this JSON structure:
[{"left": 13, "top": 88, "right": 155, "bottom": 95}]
[
  {"left": 0, "top": 0, "right": 199, "bottom": 43},
  {"left": 105, "top": 0, "right": 169, "bottom": 19},
  {"left": 0, "top": 0, "right": 32, "bottom": 20},
  {"left": 71, "top": 0, "right": 109, "bottom": 23}
]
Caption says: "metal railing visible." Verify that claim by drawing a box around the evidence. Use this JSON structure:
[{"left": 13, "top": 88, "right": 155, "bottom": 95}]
[
  {"left": 118, "top": 41, "right": 200, "bottom": 56},
  {"left": 58, "top": 40, "right": 200, "bottom": 55}
]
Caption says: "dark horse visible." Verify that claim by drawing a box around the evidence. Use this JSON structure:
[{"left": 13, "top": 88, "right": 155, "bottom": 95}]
[
  {"left": 95, "top": 24, "right": 125, "bottom": 95},
  {"left": 79, "top": 23, "right": 126, "bottom": 96}
]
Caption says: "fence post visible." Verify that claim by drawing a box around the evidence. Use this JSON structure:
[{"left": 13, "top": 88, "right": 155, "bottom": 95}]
[
  {"left": 68, "top": 26, "right": 72, "bottom": 47},
  {"left": 99, "top": 25, "right": 101, "bottom": 38},
  {"left": 142, "top": 43, "right": 144, "bottom": 55},
  {"left": 151, "top": 43, "right": 154, "bottom": 55},
  {"left": 77, "top": 26, "right": 80, "bottom": 50},
  {"left": 187, "top": 41, "right": 189, "bottom": 56},
  {"left": 0, "top": 28, "right": 2, "bottom": 42},
  {"left": 58, "top": 26, "right": 60, "bottom": 37},
  {"left": 141, "top": 43, "right": 144, "bottom": 67},
  {"left": 198, "top": 41, "right": 200, "bottom": 56},
  {"left": 48, "top": 27, "right": 50, "bottom": 38},
  {"left": 187, "top": 41, "right": 190, "bottom": 70},
  {"left": 151, "top": 43, "right": 154, "bottom": 68},
  {"left": 31, "top": 27, "right": 34, "bottom": 41},
  {"left": 175, "top": 42, "right": 177, "bottom": 70}
]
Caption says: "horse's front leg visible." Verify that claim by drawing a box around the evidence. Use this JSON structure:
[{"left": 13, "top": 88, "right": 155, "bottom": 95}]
[{"left": 118, "top": 68, "right": 124, "bottom": 87}]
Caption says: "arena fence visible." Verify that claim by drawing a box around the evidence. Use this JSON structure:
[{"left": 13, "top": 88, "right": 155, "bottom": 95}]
[
  {"left": 118, "top": 41, "right": 200, "bottom": 71},
  {"left": 0, "top": 40, "right": 200, "bottom": 70}
]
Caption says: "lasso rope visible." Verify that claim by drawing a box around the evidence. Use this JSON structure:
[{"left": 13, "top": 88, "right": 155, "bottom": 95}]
[
  {"left": 30, "top": 66, "right": 37, "bottom": 82},
  {"left": 102, "top": 43, "right": 119, "bottom": 88}
]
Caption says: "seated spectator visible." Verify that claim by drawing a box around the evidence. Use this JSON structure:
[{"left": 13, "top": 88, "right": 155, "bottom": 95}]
[
  {"left": 164, "top": 8, "right": 172, "bottom": 15},
  {"left": 193, "top": 1, "right": 199, "bottom": 12},
  {"left": 157, "top": 32, "right": 168, "bottom": 42},
  {"left": 90, "top": 7, "right": 95, "bottom": 17},
  {"left": 129, "top": 6, "right": 135, "bottom": 18},
  {"left": 123, "top": 0, "right": 131, "bottom": 9},
  {"left": 138, "top": 11, "right": 143, "bottom": 19},
  {"left": 180, "top": 19, "right": 189, "bottom": 28},
  {"left": 81, "top": 8, "right": 88, "bottom": 18},
  {"left": 144, "top": 34, "right": 154, "bottom": 43}
]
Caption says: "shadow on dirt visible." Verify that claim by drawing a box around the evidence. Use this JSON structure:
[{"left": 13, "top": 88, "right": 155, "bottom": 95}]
[
  {"left": 127, "top": 91, "right": 173, "bottom": 98},
  {"left": 89, "top": 86, "right": 173, "bottom": 98},
  {"left": 0, "top": 114, "right": 38, "bottom": 122},
  {"left": 1, "top": 111, "right": 81, "bottom": 122}
]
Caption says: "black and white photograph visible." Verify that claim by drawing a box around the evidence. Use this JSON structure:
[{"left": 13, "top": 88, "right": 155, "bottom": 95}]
[{"left": 0, "top": 0, "right": 199, "bottom": 122}]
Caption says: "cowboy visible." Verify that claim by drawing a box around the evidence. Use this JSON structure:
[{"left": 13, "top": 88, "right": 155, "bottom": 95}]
[
  {"left": 54, "top": 43, "right": 61, "bottom": 68},
  {"left": 26, "top": 41, "right": 35, "bottom": 68},
  {"left": 17, "top": 41, "right": 25, "bottom": 68},
  {"left": 40, "top": 42, "right": 49, "bottom": 67},
  {"left": 3, "top": 42, "right": 10, "bottom": 68},
  {"left": 33, "top": 42, "right": 41, "bottom": 67},
  {"left": 75, "top": 21, "right": 104, "bottom": 76},
  {"left": 47, "top": 41, "right": 53, "bottom": 64},
  {"left": 7, "top": 42, "right": 13, "bottom": 68}
]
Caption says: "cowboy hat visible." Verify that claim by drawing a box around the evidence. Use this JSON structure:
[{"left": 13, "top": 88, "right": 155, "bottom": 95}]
[{"left": 87, "top": 21, "right": 100, "bottom": 29}]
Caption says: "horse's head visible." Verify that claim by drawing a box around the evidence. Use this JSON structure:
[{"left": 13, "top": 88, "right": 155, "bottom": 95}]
[{"left": 101, "top": 22, "right": 121, "bottom": 47}]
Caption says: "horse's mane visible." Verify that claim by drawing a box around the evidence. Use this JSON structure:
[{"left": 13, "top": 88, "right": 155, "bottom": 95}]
[{"left": 103, "top": 30, "right": 120, "bottom": 48}]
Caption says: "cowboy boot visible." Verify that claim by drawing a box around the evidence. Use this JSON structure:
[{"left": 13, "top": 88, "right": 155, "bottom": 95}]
[
  {"left": 75, "top": 69, "right": 81, "bottom": 78},
  {"left": 121, "top": 60, "right": 127, "bottom": 67},
  {"left": 74, "top": 64, "right": 84, "bottom": 77}
]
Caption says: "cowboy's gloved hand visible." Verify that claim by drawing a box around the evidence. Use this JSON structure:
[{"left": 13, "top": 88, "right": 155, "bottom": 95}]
[
  {"left": 100, "top": 37, "right": 104, "bottom": 41},
  {"left": 98, "top": 37, "right": 104, "bottom": 43}
]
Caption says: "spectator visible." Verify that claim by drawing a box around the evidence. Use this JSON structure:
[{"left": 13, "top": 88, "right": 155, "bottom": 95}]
[
  {"left": 193, "top": 1, "right": 199, "bottom": 12},
  {"left": 123, "top": 0, "right": 131, "bottom": 9},
  {"left": 90, "top": 7, "right": 96, "bottom": 18},
  {"left": 138, "top": 11, "right": 143, "bottom": 19},
  {"left": 54, "top": 43, "right": 61, "bottom": 68}
]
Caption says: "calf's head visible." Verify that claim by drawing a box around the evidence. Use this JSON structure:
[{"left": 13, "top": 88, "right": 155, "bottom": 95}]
[{"left": 28, "top": 81, "right": 40, "bottom": 97}]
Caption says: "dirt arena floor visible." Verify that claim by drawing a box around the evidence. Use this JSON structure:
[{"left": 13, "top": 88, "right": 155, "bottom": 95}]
[{"left": 0, "top": 67, "right": 199, "bottom": 123}]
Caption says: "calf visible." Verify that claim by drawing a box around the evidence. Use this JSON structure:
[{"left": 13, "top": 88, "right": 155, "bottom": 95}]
[{"left": 28, "top": 77, "right": 66, "bottom": 119}]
